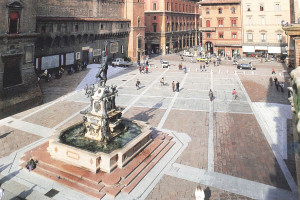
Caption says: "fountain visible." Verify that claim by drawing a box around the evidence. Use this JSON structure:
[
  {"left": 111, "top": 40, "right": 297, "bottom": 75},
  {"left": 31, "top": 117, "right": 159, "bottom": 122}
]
[{"left": 47, "top": 55, "right": 152, "bottom": 173}]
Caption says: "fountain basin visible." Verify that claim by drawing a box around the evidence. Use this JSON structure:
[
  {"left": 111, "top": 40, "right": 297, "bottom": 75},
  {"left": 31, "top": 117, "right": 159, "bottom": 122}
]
[{"left": 48, "top": 120, "right": 152, "bottom": 173}]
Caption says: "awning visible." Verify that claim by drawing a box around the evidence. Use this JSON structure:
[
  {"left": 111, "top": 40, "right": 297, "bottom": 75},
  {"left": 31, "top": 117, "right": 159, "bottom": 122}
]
[
  {"left": 242, "top": 46, "right": 255, "bottom": 53},
  {"left": 255, "top": 46, "right": 268, "bottom": 50},
  {"left": 268, "top": 47, "right": 281, "bottom": 54},
  {"left": 9, "top": 12, "right": 19, "bottom": 20}
]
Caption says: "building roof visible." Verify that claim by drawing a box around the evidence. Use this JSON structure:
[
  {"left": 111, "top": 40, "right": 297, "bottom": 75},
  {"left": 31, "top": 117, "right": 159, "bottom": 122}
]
[
  {"left": 199, "top": 0, "right": 241, "bottom": 5},
  {"left": 36, "top": 16, "right": 131, "bottom": 22}
]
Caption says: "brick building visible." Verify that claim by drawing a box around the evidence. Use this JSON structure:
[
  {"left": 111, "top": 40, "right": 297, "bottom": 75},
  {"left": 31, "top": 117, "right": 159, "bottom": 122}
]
[
  {"left": 199, "top": 0, "right": 242, "bottom": 57},
  {"left": 0, "top": 0, "right": 145, "bottom": 118},
  {"left": 0, "top": 0, "right": 42, "bottom": 117},
  {"left": 144, "top": 0, "right": 201, "bottom": 55}
]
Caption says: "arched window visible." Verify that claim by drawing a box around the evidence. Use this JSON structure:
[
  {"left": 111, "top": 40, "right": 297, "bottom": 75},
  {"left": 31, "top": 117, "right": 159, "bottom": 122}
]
[
  {"left": 206, "top": 20, "right": 210, "bottom": 27},
  {"left": 7, "top": 1, "right": 23, "bottom": 34},
  {"left": 138, "top": 17, "right": 140, "bottom": 27},
  {"left": 206, "top": 8, "right": 210, "bottom": 14}
]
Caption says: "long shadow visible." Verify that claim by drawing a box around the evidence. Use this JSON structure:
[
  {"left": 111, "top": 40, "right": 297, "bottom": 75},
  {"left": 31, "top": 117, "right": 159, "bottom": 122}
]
[
  {"left": 0, "top": 131, "right": 13, "bottom": 140},
  {"left": 0, "top": 168, "right": 22, "bottom": 185},
  {"left": 16, "top": 185, "right": 36, "bottom": 199}
]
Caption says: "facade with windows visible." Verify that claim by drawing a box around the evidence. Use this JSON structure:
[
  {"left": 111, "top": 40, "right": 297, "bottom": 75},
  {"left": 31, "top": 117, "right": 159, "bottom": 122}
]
[
  {"left": 0, "top": 0, "right": 42, "bottom": 117},
  {"left": 242, "top": 0, "right": 290, "bottom": 57},
  {"left": 144, "top": 0, "right": 200, "bottom": 54},
  {"left": 199, "top": 0, "right": 242, "bottom": 57}
]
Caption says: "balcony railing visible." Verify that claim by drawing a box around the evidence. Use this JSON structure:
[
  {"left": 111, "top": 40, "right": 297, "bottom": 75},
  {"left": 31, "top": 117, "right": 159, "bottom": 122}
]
[{"left": 198, "top": 27, "right": 216, "bottom": 32}]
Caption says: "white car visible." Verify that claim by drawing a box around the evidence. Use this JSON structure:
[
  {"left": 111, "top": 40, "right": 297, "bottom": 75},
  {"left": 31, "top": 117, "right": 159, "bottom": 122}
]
[
  {"left": 112, "top": 58, "right": 132, "bottom": 67},
  {"left": 162, "top": 61, "right": 169, "bottom": 68},
  {"left": 183, "top": 52, "right": 193, "bottom": 57}
]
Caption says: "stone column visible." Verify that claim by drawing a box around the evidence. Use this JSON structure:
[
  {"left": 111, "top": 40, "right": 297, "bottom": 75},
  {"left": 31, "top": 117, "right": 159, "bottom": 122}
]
[{"left": 295, "top": 38, "right": 300, "bottom": 67}]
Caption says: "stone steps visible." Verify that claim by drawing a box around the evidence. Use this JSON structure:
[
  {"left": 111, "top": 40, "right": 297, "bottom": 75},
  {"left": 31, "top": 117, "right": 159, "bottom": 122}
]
[{"left": 20, "top": 133, "right": 175, "bottom": 199}]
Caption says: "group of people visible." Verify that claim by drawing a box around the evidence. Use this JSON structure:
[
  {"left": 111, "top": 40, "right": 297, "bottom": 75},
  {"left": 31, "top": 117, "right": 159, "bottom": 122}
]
[
  {"left": 270, "top": 76, "right": 284, "bottom": 92},
  {"left": 171, "top": 81, "right": 180, "bottom": 92},
  {"left": 139, "top": 65, "right": 149, "bottom": 74}
]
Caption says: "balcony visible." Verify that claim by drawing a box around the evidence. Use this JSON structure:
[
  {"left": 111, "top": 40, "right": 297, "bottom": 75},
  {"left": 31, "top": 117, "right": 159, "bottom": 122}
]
[{"left": 198, "top": 27, "right": 216, "bottom": 32}]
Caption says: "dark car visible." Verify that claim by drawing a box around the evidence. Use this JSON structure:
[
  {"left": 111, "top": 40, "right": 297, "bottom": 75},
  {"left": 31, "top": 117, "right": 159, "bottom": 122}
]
[{"left": 237, "top": 63, "right": 256, "bottom": 70}]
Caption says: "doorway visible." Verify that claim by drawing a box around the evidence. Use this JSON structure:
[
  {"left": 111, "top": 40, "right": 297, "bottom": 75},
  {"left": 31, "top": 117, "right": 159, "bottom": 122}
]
[
  {"left": 82, "top": 50, "right": 89, "bottom": 64},
  {"left": 3, "top": 56, "right": 22, "bottom": 88}
]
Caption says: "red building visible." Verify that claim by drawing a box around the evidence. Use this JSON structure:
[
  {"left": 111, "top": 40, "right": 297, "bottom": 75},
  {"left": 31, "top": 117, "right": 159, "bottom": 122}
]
[{"left": 144, "top": 0, "right": 201, "bottom": 54}]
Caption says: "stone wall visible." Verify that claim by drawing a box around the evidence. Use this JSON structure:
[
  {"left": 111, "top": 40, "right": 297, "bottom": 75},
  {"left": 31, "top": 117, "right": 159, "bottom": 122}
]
[{"left": 35, "top": 0, "right": 124, "bottom": 18}]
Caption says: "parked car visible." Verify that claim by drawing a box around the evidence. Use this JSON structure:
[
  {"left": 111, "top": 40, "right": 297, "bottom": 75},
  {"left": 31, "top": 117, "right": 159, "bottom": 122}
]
[
  {"left": 112, "top": 58, "right": 132, "bottom": 67},
  {"left": 162, "top": 61, "right": 170, "bottom": 68},
  {"left": 196, "top": 57, "right": 211, "bottom": 62},
  {"left": 237, "top": 63, "right": 256, "bottom": 70},
  {"left": 183, "top": 51, "right": 193, "bottom": 57}
]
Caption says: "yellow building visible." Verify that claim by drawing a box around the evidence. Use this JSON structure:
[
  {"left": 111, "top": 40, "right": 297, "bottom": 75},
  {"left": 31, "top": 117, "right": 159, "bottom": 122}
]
[
  {"left": 242, "top": 0, "right": 290, "bottom": 57},
  {"left": 199, "top": 0, "right": 242, "bottom": 57}
]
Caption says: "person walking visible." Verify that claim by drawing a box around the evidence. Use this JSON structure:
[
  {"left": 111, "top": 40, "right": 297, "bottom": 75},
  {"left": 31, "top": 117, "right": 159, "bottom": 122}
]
[
  {"left": 136, "top": 79, "right": 141, "bottom": 90},
  {"left": 195, "top": 185, "right": 205, "bottom": 200},
  {"left": 209, "top": 89, "right": 214, "bottom": 101},
  {"left": 274, "top": 77, "right": 279, "bottom": 91},
  {"left": 272, "top": 68, "right": 276, "bottom": 74},
  {"left": 160, "top": 77, "right": 165, "bottom": 86},
  {"left": 232, "top": 89, "right": 237, "bottom": 100},
  {"left": 280, "top": 82, "right": 284, "bottom": 93},
  {"left": 145, "top": 66, "right": 149, "bottom": 74},
  {"left": 213, "top": 60, "right": 216, "bottom": 67},
  {"left": 176, "top": 81, "right": 180, "bottom": 92},
  {"left": 139, "top": 66, "right": 142, "bottom": 74},
  {"left": 172, "top": 81, "right": 175, "bottom": 92},
  {"left": 269, "top": 76, "right": 273, "bottom": 86}
]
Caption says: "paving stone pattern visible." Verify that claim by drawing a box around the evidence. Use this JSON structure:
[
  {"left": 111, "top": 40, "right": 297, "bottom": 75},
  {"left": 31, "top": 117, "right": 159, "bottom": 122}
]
[
  {"left": 214, "top": 112, "right": 290, "bottom": 190},
  {"left": 146, "top": 175, "right": 253, "bottom": 200}
]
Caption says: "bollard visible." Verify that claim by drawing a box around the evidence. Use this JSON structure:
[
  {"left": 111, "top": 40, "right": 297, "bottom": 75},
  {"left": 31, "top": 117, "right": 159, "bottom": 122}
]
[
  {"left": 252, "top": 71, "right": 254, "bottom": 75},
  {"left": 155, "top": 65, "right": 157, "bottom": 68},
  {"left": 243, "top": 71, "right": 245, "bottom": 74},
  {"left": 219, "top": 69, "right": 221, "bottom": 73},
  {"left": 234, "top": 70, "right": 237, "bottom": 74},
  {"left": 227, "top": 70, "right": 229, "bottom": 74},
  {"left": 211, "top": 69, "right": 213, "bottom": 73},
  {"left": 196, "top": 68, "right": 198, "bottom": 71},
  {"left": 189, "top": 68, "right": 191, "bottom": 71},
  {"left": 279, "top": 73, "right": 281, "bottom": 76}
]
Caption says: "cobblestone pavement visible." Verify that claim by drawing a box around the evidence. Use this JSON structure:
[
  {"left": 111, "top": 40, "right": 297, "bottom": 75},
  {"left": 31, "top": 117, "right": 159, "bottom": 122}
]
[
  {"left": 146, "top": 175, "right": 253, "bottom": 200},
  {"left": 0, "top": 54, "right": 298, "bottom": 200}
]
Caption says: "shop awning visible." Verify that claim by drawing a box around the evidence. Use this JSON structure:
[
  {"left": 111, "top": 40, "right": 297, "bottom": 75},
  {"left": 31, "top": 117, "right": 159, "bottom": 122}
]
[
  {"left": 255, "top": 46, "right": 268, "bottom": 50},
  {"left": 242, "top": 46, "right": 255, "bottom": 53},
  {"left": 268, "top": 47, "right": 281, "bottom": 54}
]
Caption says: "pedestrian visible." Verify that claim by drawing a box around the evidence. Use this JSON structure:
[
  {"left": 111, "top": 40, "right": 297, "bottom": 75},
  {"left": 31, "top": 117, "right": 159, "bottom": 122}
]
[
  {"left": 195, "top": 185, "right": 205, "bottom": 200},
  {"left": 176, "top": 81, "right": 180, "bottom": 92},
  {"left": 269, "top": 76, "right": 273, "bottom": 86},
  {"left": 139, "top": 66, "right": 142, "bottom": 74},
  {"left": 172, "top": 81, "right": 175, "bottom": 92},
  {"left": 203, "top": 64, "right": 206, "bottom": 71},
  {"left": 272, "top": 68, "right": 276, "bottom": 74},
  {"left": 160, "top": 77, "right": 165, "bottom": 86},
  {"left": 209, "top": 89, "right": 214, "bottom": 101},
  {"left": 183, "top": 66, "right": 187, "bottom": 73},
  {"left": 200, "top": 65, "right": 203, "bottom": 72},
  {"left": 274, "top": 77, "right": 279, "bottom": 91},
  {"left": 280, "top": 82, "right": 284, "bottom": 93},
  {"left": 160, "top": 57, "right": 163, "bottom": 63},
  {"left": 213, "top": 60, "right": 216, "bottom": 67},
  {"left": 145, "top": 66, "right": 149, "bottom": 74},
  {"left": 0, "top": 185, "right": 4, "bottom": 200},
  {"left": 136, "top": 79, "right": 141, "bottom": 90},
  {"left": 232, "top": 89, "right": 237, "bottom": 100}
]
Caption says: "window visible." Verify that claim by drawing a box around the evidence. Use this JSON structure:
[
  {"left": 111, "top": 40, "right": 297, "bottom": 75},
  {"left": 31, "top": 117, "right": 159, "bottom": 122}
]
[
  {"left": 219, "top": 32, "right": 224, "bottom": 38},
  {"left": 275, "top": 3, "right": 280, "bottom": 11},
  {"left": 138, "top": 17, "right": 141, "bottom": 27},
  {"left": 206, "top": 20, "right": 210, "bottom": 27},
  {"left": 277, "top": 34, "right": 282, "bottom": 42},
  {"left": 101, "top": 24, "right": 103, "bottom": 30},
  {"left": 207, "top": 33, "right": 211, "bottom": 38},
  {"left": 153, "top": 23, "right": 157, "bottom": 32},
  {"left": 153, "top": 3, "right": 157, "bottom": 10},
  {"left": 232, "top": 19, "right": 237, "bottom": 27},
  {"left": 218, "top": 8, "right": 222, "bottom": 14},
  {"left": 57, "top": 24, "right": 61, "bottom": 32},
  {"left": 260, "top": 4, "right": 264, "bottom": 11},
  {"left": 248, "top": 33, "right": 253, "bottom": 42},
  {"left": 24, "top": 46, "right": 33, "bottom": 63},
  {"left": 121, "top": 45, "right": 124, "bottom": 54},
  {"left": 231, "top": 7, "right": 236, "bottom": 14},
  {"left": 175, "top": 3, "right": 177, "bottom": 11},
  {"left": 138, "top": 38, "right": 142, "bottom": 49},
  {"left": 247, "top": 5, "right": 251, "bottom": 11},
  {"left": 248, "top": 17, "right": 253, "bottom": 25},
  {"left": 167, "top": 2, "right": 169, "bottom": 10},
  {"left": 232, "top": 33, "right": 237, "bottom": 39},
  {"left": 261, "top": 33, "right": 266, "bottom": 42},
  {"left": 218, "top": 19, "right": 223, "bottom": 27},
  {"left": 121, "top": 23, "right": 123, "bottom": 28},
  {"left": 154, "top": 16, "right": 157, "bottom": 20},
  {"left": 182, "top": 5, "right": 184, "bottom": 12},
  {"left": 277, "top": 16, "right": 281, "bottom": 25},
  {"left": 75, "top": 24, "right": 78, "bottom": 32},
  {"left": 206, "top": 8, "right": 210, "bottom": 14},
  {"left": 9, "top": 11, "right": 20, "bottom": 34},
  {"left": 261, "top": 17, "right": 265, "bottom": 25}
]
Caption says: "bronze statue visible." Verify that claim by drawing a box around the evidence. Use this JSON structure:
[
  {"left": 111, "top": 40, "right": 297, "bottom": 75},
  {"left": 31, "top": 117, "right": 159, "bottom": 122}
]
[{"left": 96, "top": 55, "right": 108, "bottom": 86}]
